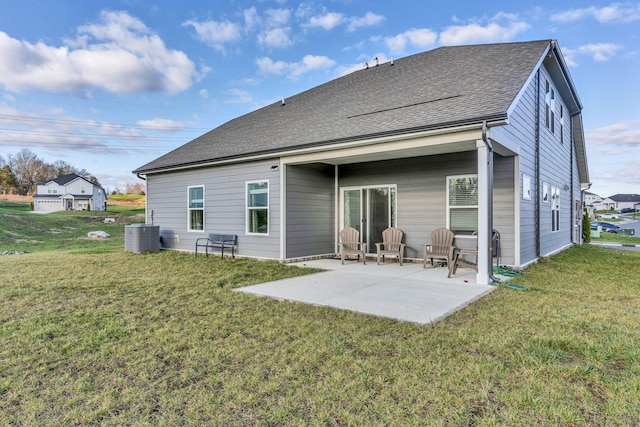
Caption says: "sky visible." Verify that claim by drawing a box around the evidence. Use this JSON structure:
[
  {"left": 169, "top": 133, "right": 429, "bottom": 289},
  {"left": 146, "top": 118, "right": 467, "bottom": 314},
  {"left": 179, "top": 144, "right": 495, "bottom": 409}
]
[{"left": 0, "top": 1, "right": 639, "bottom": 197}]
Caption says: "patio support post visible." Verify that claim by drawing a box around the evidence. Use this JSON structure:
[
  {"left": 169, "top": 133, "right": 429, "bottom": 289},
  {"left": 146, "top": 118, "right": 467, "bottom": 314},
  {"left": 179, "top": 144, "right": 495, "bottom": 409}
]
[{"left": 476, "top": 140, "right": 490, "bottom": 285}]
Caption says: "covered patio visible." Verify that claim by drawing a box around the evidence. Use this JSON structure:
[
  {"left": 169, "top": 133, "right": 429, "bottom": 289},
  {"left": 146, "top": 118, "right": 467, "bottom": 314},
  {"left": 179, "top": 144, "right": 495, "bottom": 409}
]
[{"left": 236, "top": 259, "right": 498, "bottom": 325}]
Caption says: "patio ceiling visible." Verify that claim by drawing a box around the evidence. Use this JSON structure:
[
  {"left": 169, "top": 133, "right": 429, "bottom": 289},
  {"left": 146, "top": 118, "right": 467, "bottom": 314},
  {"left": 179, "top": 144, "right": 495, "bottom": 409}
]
[{"left": 282, "top": 125, "right": 516, "bottom": 166}]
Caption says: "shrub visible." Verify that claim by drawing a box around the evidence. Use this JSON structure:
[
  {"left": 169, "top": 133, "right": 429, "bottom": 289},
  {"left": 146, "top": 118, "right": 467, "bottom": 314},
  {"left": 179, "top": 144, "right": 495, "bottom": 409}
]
[{"left": 582, "top": 206, "right": 591, "bottom": 243}]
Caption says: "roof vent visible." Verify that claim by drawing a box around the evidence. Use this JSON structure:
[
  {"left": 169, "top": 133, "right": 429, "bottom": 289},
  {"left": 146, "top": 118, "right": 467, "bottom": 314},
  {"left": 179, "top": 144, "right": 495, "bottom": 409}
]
[
  {"left": 364, "top": 62, "right": 369, "bottom": 69},
  {"left": 374, "top": 57, "right": 379, "bottom": 67},
  {"left": 281, "top": 97, "right": 285, "bottom": 106},
  {"left": 390, "top": 58, "right": 394, "bottom": 66}
]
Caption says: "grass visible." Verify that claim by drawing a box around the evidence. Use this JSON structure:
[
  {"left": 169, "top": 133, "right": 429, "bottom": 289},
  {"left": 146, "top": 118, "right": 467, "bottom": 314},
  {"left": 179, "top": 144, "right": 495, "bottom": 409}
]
[
  {"left": 1, "top": 201, "right": 640, "bottom": 424},
  {"left": 0, "top": 201, "right": 144, "bottom": 253}
]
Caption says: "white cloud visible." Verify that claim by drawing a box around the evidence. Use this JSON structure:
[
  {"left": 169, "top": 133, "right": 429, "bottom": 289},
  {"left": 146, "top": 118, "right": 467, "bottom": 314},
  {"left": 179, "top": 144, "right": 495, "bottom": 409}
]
[
  {"left": 561, "top": 47, "right": 578, "bottom": 67},
  {"left": 244, "top": 8, "right": 293, "bottom": 49},
  {"left": 347, "top": 12, "right": 385, "bottom": 32},
  {"left": 0, "top": 104, "right": 142, "bottom": 154},
  {"left": 257, "top": 27, "right": 293, "bottom": 49},
  {"left": 199, "top": 89, "right": 209, "bottom": 98},
  {"left": 385, "top": 28, "right": 437, "bottom": 54},
  {"left": 0, "top": 11, "right": 201, "bottom": 95},
  {"left": 438, "top": 14, "right": 530, "bottom": 45},
  {"left": 183, "top": 19, "right": 243, "bottom": 52},
  {"left": 256, "top": 57, "right": 289, "bottom": 75},
  {"left": 257, "top": 54, "right": 336, "bottom": 79},
  {"left": 263, "top": 8, "right": 292, "bottom": 27},
  {"left": 308, "top": 12, "right": 344, "bottom": 30},
  {"left": 244, "top": 7, "right": 261, "bottom": 32},
  {"left": 578, "top": 43, "right": 623, "bottom": 61},
  {"left": 226, "top": 88, "right": 253, "bottom": 103},
  {"left": 562, "top": 43, "right": 624, "bottom": 66},
  {"left": 551, "top": 3, "right": 640, "bottom": 23},
  {"left": 586, "top": 121, "right": 640, "bottom": 147},
  {"left": 136, "top": 118, "right": 186, "bottom": 132}
]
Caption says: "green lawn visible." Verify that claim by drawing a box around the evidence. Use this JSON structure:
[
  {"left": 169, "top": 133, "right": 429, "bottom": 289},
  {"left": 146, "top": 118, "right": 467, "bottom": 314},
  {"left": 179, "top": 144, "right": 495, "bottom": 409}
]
[
  {"left": 1, "top": 201, "right": 640, "bottom": 424},
  {"left": 0, "top": 200, "right": 144, "bottom": 253}
]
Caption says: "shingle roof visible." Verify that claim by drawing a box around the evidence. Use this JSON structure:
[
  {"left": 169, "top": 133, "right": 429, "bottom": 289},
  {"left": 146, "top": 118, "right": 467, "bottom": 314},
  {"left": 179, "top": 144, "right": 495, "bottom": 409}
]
[
  {"left": 38, "top": 173, "right": 83, "bottom": 186},
  {"left": 135, "top": 40, "right": 554, "bottom": 174},
  {"left": 38, "top": 173, "right": 101, "bottom": 188},
  {"left": 608, "top": 194, "right": 640, "bottom": 202}
]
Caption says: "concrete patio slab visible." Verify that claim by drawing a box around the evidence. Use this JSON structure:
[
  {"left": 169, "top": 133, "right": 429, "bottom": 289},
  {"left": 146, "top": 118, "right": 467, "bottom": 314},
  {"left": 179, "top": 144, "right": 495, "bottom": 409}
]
[{"left": 235, "top": 259, "right": 496, "bottom": 325}]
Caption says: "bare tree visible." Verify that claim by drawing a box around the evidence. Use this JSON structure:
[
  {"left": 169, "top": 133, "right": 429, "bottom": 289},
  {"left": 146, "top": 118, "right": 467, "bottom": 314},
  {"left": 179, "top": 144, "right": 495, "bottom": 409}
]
[
  {"left": 52, "top": 160, "right": 76, "bottom": 177},
  {"left": 125, "top": 181, "right": 146, "bottom": 195},
  {"left": 8, "top": 149, "right": 43, "bottom": 195},
  {"left": 5, "top": 149, "right": 102, "bottom": 195}
]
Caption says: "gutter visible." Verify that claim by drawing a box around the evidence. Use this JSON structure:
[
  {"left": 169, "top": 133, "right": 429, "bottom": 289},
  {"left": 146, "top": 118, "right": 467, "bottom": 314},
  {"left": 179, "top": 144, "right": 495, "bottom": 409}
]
[
  {"left": 134, "top": 115, "right": 508, "bottom": 175},
  {"left": 535, "top": 70, "right": 541, "bottom": 257}
]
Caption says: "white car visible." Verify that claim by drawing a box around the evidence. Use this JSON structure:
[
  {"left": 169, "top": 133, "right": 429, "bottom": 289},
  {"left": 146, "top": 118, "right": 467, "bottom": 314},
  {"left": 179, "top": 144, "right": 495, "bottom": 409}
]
[{"left": 599, "top": 213, "right": 619, "bottom": 219}]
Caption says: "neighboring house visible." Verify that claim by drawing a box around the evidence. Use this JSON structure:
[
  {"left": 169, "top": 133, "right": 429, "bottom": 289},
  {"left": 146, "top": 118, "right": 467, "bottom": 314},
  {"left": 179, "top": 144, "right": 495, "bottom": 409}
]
[
  {"left": 134, "top": 40, "right": 589, "bottom": 285},
  {"left": 608, "top": 194, "right": 640, "bottom": 211},
  {"left": 33, "top": 173, "right": 107, "bottom": 212},
  {"left": 597, "top": 197, "right": 616, "bottom": 211},
  {"left": 583, "top": 191, "right": 615, "bottom": 212},
  {"left": 583, "top": 191, "right": 601, "bottom": 207}
]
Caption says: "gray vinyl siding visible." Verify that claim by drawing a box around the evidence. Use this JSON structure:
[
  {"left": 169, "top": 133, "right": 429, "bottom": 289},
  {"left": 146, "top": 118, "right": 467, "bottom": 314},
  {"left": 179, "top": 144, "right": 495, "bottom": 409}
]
[
  {"left": 493, "top": 156, "right": 516, "bottom": 266},
  {"left": 285, "top": 164, "right": 335, "bottom": 258},
  {"left": 493, "top": 63, "right": 578, "bottom": 265},
  {"left": 146, "top": 159, "right": 281, "bottom": 258},
  {"left": 338, "top": 152, "right": 481, "bottom": 260}
]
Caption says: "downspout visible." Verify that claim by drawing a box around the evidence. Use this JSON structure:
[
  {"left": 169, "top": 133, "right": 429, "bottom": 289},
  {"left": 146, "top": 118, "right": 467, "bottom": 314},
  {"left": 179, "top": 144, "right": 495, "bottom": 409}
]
[
  {"left": 136, "top": 173, "right": 146, "bottom": 181},
  {"left": 535, "top": 70, "right": 541, "bottom": 257},
  {"left": 482, "top": 121, "right": 500, "bottom": 283},
  {"left": 569, "top": 112, "right": 574, "bottom": 243}
]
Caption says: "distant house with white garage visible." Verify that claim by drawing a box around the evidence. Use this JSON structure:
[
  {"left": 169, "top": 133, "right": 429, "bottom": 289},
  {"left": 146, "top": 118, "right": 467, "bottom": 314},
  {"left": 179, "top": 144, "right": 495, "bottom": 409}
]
[
  {"left": 583, "top": 191, "right": 615, "bottom": 211},
  {"left": 609, "top": 194, "right": 640, "bottom": 212},
  {"left": 33, "top": 173, "right": 107, "bottom": 212}
]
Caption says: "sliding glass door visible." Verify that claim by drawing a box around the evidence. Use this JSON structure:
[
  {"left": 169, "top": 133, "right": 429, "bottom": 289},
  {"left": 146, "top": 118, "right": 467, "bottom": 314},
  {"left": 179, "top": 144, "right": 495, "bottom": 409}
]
[{"left": 341, "top": 185, "right": 396, "bottom": 253}]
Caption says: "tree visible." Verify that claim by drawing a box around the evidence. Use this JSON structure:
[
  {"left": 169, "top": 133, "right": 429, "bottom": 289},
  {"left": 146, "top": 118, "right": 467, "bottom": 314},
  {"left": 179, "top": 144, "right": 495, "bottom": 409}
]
[
  {"left": 125, "top": 181, "right": 146, "bottom": 195},
  {"left": 5, "top": 148, "right": 101, "bottom": 195},
  {"left": 52, "top": 160, "right": 75, "bottom": 177},
  {"left": 0, "top": 165, "right": 18, "bottom": 194},
  {"left": 8, "top": 148, "right": 43, "bottom": 195}
]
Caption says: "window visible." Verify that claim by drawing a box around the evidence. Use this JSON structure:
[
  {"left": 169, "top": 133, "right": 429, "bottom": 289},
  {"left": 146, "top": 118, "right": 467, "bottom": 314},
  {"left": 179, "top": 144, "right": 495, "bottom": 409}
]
[
  {"left": 247, "top": 181, "right": 268, "bottom": 234},
  {"left": 545, "top": 79, "right": 555, "bottom": 133},
  {"left": 551, "top": 186, "right": 560, "bottom": 232},
  {"left": 560, "top": 105, "right": 564, "bottom": 144},
  {"left": 522, "top": 174, "right": 532, "bottom": 200},
  {"left": 188, "top": 185, "right": 204, "bottom": 231},
  {"left": 447, "top": 175, "right": 478, "bottom": 234},
  {"left": 81, "top": 187, "right": 86, "bottom": 194}
]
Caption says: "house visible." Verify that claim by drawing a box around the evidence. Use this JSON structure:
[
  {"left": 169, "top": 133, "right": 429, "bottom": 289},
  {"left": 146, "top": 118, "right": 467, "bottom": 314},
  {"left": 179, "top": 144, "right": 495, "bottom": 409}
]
[
  {"left": 33, "top": 173, "right": 107, "bottom": 212},
  {"left": 583, "top": 191, "right": 615, "bottom": 213},
  {"left": 583, "top": 191, "right": 601, "bottom": 207},
  {"left": 134, "top": 40, "right": 589, "bottom": 285},
  {"left": 608, "top": 194, "right": 640, "bottom": 212}
]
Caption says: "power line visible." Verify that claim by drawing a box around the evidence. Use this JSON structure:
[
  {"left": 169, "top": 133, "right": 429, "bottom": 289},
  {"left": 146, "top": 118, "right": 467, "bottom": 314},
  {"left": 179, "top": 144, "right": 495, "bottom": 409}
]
[{"left": 0, "top": 113, "right": 212, "bottom": 132}]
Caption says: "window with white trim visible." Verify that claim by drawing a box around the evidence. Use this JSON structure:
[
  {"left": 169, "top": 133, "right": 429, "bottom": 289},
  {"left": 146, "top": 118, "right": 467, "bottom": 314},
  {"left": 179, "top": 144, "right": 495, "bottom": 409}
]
[
  {"left": 247, "top": 180, "right": 269, "bottom": 234},
  {"left": 188, "top": 185, "right": 204, "bottom": 231},
  {"left": 560, "top": 105, "right": 564, "bottom": 144},
  {"left": 447, "top": 175, "right": 478, "bottom": 235},
  {"left": 551, "top": 185, "right": 560, "bottom": 232},
  {"left": 545, "top": 79, "right": 555, "bottom": 133}
]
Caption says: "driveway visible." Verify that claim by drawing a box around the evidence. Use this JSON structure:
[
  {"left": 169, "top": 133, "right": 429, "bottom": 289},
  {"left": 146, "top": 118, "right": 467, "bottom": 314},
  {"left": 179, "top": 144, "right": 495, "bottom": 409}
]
[{"left": 236, "top": 259, "right": 496, "bottom": 325}]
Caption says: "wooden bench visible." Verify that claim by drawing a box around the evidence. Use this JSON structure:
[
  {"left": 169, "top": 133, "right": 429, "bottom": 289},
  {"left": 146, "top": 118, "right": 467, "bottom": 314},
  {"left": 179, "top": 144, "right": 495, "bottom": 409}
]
[{"left": 195, "top": 233, "right": 237, "bottom": 258}]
